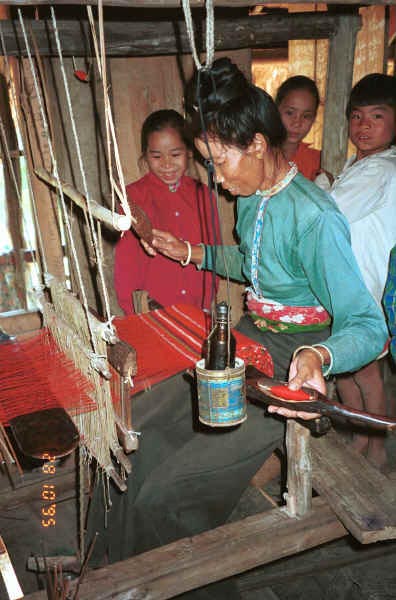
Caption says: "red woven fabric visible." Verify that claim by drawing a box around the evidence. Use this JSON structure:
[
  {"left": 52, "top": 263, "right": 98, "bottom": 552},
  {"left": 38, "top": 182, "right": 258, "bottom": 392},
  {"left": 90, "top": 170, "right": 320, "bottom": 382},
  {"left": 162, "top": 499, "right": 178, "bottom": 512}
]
[
  {"left": 0, "top": 329, "right": 96, "bottom": 425},
  {"left": 114, "top": 304, "right": 274, "bottom": 395}
]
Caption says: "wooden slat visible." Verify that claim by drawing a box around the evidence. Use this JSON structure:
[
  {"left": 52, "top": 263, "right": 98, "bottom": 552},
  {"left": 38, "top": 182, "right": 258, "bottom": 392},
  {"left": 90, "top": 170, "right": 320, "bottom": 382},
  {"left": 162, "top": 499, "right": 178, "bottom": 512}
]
[
  {"left": 0, "top": 14, "right": 346, "bottom": 57},
  {"left": 311, "top": 429, "right": 396, "bottom": 544},
  {"left": 0, "top": 310, "right": 41, "bottom": 335},
  {"left": 24, "top": 497, "right": 346, "bottom": 600},
  {"left": 285, "top": 421, "right": 312, "bottom": 517},
  {"left": 321, "top": 14, "right": 360, "bottom": 176},
  {"left": 0, "top": 0, "right": 391, "bottom": 7}
]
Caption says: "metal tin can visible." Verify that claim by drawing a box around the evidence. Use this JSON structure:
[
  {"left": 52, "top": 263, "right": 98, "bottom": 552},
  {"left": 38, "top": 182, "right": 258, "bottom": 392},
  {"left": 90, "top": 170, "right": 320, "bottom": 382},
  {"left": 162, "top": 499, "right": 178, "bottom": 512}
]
[{"left": 196, "top": 357, "right": 246, "bottom": 427}]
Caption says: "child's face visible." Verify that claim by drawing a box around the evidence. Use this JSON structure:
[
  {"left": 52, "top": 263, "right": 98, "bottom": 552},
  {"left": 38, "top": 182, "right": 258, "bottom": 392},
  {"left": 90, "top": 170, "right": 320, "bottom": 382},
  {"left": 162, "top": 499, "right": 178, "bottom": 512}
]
[
  {"left": 349, "top": 104, "right": 396, "bottom": 160},
  {"left": 145, "top": 127, "right": 188, "bottom": 186},
  {"left": 278, "top": 89, "right": 317, "bottom": 145}
]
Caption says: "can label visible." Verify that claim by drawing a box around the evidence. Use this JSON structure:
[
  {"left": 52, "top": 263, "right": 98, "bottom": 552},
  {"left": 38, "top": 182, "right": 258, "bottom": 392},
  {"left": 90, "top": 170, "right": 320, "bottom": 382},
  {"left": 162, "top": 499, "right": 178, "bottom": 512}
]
[{"left": 197, "top": 373, "right": 246, "bottom": 426}]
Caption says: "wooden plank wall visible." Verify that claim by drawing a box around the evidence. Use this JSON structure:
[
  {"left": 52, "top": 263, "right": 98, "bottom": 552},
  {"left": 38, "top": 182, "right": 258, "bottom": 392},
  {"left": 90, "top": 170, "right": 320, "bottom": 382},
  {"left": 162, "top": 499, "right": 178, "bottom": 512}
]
[{"left": 111, "top": 49, "right": 250, "bottom": 321}]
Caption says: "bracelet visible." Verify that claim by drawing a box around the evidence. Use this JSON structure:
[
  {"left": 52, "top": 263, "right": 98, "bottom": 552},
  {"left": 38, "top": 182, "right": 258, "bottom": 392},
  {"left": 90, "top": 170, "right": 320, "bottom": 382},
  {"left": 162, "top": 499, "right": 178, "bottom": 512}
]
[
  {"left": 292, "top": 345, "right": 325, "bottom": 368},
  {"left": 180, "top": 240, "right": 192, "bottom": 267},
  {"left": 313, "top": 344, "right": 333, "bottom": 377}
]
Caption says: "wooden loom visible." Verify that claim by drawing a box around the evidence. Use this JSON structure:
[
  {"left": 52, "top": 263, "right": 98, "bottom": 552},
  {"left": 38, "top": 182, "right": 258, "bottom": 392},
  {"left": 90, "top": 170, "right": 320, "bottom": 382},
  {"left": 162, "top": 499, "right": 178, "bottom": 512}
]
[
  {"left": 0, "top": 3, "right": 395, "bottom": 600},
  {"left": 0, "top": 4, "right": 143, "bottom": 500}
]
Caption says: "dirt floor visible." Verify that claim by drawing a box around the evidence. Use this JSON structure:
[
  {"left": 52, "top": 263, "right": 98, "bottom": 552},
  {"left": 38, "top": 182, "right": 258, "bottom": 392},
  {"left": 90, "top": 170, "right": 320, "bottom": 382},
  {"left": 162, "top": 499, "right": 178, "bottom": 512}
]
[{"left": 1, "top": 361, "right": 396, "bottom": 599}]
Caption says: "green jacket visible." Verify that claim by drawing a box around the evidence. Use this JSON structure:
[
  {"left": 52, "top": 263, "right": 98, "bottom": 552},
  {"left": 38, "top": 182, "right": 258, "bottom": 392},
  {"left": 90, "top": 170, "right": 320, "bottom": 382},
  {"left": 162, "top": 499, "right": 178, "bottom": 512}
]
[{"left": 203, "top": 174, "right": 388, "bottom": 374}]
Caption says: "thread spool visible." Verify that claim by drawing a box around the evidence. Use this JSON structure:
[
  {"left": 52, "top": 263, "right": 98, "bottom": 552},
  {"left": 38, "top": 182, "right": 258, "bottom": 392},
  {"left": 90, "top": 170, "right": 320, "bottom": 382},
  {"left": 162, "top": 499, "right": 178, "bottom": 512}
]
[{"left": 196, "top": 357, "right": 246, "bottom": 427}]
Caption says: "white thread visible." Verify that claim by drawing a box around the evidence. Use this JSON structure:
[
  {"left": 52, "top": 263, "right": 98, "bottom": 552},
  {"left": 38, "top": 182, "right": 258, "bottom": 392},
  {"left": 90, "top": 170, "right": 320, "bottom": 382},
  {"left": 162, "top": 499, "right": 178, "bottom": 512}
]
[
  {"left": 18, "top": 9, "right": 100, "bottom": 357},
  {"left": 50, "top": 7, "right": 113, "bottom": 330},
  {"left": 0, "top": 27, "right": 47, "bottom": 279}
]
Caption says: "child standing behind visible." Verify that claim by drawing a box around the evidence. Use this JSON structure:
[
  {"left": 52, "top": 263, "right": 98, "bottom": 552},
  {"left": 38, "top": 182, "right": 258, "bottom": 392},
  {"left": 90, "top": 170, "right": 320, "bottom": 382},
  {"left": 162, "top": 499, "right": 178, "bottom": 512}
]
[
  {"left": 275, "top": 75, "right": 321, "bottom": 181},
  {"left": 328, "top": 73, "right": 396, "bottom": 470},
  {"left": 114, "top": 109, "right": 219, "bottom": 314}
]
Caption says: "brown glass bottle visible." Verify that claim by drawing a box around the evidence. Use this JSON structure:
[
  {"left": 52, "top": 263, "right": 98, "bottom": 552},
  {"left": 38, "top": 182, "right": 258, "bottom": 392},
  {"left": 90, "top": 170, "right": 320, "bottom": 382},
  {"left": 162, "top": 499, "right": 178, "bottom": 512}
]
[{"left": 205, "top": 302, "right": 236, "bottom": 370}]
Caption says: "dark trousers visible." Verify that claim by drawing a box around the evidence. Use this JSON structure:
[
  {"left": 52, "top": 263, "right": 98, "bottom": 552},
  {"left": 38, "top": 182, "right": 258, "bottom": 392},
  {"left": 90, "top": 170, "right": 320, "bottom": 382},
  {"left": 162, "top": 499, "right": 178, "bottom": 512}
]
[{"left": 86, "top": 315, "right": 330, "bottom": 597}]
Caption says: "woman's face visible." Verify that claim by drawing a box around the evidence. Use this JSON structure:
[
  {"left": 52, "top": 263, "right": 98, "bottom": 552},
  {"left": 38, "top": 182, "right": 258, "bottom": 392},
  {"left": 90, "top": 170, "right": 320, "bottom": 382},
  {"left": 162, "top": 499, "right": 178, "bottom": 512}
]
[
  {"left": 195, "top": 136, "right": 265, "bottom": 197},
  {"left": 278, "top": 88, "right": 317, "bottom": 145},
  {"left": 145, "top": 127, "right": 188, "bottom": 186}
]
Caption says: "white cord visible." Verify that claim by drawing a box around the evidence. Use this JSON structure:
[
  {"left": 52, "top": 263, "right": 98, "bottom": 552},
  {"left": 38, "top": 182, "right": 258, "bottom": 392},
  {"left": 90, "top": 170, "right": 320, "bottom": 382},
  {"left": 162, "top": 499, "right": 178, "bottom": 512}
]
[{"left": 181, "top": 0, "right": 215, "bottom": 70}]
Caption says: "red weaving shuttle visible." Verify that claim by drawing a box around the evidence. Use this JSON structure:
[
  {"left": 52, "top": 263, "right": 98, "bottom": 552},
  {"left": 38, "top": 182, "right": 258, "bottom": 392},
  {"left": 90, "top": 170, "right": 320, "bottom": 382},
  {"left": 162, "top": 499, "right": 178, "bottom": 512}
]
[{"left": 246, "top": 367, "right": 396, "bottom": 431}]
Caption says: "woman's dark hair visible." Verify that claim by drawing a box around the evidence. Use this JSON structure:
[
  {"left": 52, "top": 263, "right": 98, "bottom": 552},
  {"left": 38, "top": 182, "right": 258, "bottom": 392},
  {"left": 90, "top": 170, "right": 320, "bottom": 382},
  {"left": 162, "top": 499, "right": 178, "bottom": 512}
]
[
  {"left": 275, "top": 75, "right": 320, "bottom": 112},
  {"left": 141, "top": 109, "right": 190, "bottom": 154},
  {"left": 346, "top": 73, "right": 396, "bottom": 118},
  {"left": 186, "top": 57, "right": 286, "bottom": 149}
]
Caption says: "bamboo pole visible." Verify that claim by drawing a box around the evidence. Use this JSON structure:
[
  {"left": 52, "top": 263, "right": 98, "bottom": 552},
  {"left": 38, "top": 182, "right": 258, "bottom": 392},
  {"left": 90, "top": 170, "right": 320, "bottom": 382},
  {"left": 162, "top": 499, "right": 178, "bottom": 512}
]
[{"left": 35, "top": 167, "right": 133, "bottom": 232}]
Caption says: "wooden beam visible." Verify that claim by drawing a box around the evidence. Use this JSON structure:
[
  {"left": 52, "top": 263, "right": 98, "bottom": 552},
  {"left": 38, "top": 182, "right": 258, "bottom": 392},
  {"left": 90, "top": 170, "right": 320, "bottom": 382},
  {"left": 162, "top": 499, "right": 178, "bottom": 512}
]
[
  {"left": 321, "top": 14, "right": 360, "bottom": 176},
  {"left": 0, "top": 0, "right": 391, "bottom": 7},
  {"left": 0, "top": 13, "right": 352, "bottom": 57},
  {"left": 311, "top": 429, "right": 396, "bottom": 544},
  {"left": 285, "top": 421, "right": 312, "bottom": 517},
  {"left": 23, "top": 497, "right": 346, "bottom": 600},
  {"left": 0, "top": 309, "right": 41, "bottom": 334}
]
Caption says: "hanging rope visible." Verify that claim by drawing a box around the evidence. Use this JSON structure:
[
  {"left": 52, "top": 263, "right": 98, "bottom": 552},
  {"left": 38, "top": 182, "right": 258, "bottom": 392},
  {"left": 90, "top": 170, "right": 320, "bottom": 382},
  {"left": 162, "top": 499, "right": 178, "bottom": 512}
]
[
  {"left": 181, "top": 0, "right": 215, "bottom": 70},
  {"left": 86, "top": 3, "right": 133, "bottom": 228},
  {"left": 50, "top": 6, "right": 116, "bottom": 334},
  {"left": 181, "top": 0, "right": 234, "bottom": 325},
  {"left": 18, "top": 8, "right": 103, "bottom": 361},
  {"left": 0, "top": 25, "right": 48, "bottom": 280}
]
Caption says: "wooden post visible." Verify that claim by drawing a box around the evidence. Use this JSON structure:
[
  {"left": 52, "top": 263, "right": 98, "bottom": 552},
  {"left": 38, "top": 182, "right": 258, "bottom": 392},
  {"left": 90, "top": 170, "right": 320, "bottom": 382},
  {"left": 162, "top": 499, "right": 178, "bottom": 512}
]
[
  {"left": 321, "top": 14, "right": 361, "bottom": 177},
  {"left": 284, "top": 421, "right": 312, "bottom": 517}
]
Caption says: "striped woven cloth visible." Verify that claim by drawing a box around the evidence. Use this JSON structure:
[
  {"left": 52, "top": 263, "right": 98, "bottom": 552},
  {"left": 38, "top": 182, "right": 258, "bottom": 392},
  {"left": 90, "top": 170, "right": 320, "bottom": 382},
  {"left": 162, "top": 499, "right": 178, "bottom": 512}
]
[{"left": 114, "top": 304, "right": 274, "bottom": 395}]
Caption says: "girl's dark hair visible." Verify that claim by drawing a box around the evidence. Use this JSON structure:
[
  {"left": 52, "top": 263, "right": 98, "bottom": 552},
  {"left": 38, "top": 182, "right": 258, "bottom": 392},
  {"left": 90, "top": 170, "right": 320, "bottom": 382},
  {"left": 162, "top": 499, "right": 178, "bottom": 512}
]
[
  {"left": 141, "top": 109, "right": 190, "bottom": 154},
  {"left": 186, "top": 57, "right": 286, "bottom": 149},
  {"left": 346, "top": 73, "right": 396, "bottom": 118},
  {"left": 275, "top": 75, "right": 320, "bottom": 112}
]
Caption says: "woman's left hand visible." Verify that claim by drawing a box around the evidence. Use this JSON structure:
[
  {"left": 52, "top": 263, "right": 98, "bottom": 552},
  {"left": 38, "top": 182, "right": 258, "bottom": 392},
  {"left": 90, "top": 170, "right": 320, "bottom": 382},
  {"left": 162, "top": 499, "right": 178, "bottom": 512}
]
[{"left": 267, "top": 348, "right": 325, "bottom": 420}]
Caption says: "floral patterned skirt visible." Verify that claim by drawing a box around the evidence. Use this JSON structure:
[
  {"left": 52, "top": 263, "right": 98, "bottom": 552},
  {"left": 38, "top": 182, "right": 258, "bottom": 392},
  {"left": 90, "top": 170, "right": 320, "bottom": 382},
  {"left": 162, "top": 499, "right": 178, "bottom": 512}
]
[{"left": 246, "top": 290, "right": 331, "bottom": 334}]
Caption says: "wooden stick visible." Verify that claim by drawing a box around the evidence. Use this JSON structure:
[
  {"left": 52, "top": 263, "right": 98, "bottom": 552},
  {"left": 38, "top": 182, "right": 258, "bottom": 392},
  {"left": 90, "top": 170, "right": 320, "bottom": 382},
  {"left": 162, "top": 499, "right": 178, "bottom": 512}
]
[
  {"left": 0, "top": 423, "right": 23, "bottom": 476},
  {"left": 72, "top": 533, "right": 98, "bottom": 600},
  {"left": 35, "top": 167, "right": 133, "bottom": 232},
  {"left": 0, "top": 536, "right": 24, "bottom": 600}
]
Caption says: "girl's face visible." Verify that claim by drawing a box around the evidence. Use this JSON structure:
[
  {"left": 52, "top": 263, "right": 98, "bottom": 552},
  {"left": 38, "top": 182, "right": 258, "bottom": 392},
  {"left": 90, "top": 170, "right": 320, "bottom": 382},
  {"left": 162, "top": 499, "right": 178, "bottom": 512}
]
[
  {"left": 349, "top": 104, "right": 396, "bottom": 160},
  {"left": 278, "top": 88, "right": 317, "bottom": 145},
  {"left": 195, "top": 135, "right": 265, "bottom": 197},
  {"left": 145, "top": 127, "right": 188, "bottom": 186}
]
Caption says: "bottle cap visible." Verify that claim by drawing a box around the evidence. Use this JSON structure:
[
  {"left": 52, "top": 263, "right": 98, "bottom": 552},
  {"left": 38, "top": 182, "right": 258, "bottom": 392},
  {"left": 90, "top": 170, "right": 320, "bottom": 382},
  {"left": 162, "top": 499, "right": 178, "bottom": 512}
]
[{"left": 216, "top": 302, "right": 230, "bottom": 317}]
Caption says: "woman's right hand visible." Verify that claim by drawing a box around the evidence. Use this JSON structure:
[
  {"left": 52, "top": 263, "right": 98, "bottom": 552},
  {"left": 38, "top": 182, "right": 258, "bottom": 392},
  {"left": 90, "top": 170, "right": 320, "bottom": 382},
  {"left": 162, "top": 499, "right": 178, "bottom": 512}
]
[
  {"left": 142, "top": 229, "right": 205, "bottom": 266},
  {"left": 141, "top": 229, "right": 189, "bottom": 262},
  {"left": 267, "top": 347, "right": 328, "bottom": 421}
]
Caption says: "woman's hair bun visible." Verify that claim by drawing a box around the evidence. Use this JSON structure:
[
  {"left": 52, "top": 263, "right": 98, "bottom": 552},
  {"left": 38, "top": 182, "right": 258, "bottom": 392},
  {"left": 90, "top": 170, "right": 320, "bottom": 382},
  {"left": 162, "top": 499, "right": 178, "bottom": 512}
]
[
  {"left": 196, "top": 57, "right": 249, "bottom": 113},
  {"left": 186, "top": 56, "right": 286, "bottom": 149}
]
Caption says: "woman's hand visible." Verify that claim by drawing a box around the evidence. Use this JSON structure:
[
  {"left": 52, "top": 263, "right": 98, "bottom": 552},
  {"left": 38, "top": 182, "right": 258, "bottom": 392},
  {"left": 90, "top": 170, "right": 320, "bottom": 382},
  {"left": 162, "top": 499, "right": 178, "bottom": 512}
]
[
  {"left": 267, "top": 347, "right": 327, "bottom": 420},
  {"left": 141, "top": 229, "right": 205, "bottom": 266},
  {"left": 140, "top": 229, "right": 188, "bottom": 261}
]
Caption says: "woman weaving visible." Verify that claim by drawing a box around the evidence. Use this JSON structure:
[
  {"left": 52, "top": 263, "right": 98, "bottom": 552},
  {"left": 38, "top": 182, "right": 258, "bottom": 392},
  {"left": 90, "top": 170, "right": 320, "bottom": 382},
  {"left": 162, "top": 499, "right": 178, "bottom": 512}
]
[
  {"left": 87, "top": 59, "right": 387, "bottom": 598},
  {"left": 148, "top": 57, "right": 388, "bottom": 401}
]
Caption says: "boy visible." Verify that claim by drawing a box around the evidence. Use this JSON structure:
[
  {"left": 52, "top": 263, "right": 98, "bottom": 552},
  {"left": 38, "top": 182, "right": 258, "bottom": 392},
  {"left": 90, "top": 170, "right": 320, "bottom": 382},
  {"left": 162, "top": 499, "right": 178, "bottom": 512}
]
[{"left": 327, "top": 74, "right": 396, "bottom": 469}]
